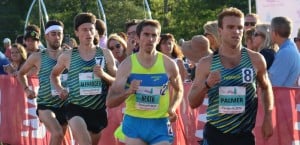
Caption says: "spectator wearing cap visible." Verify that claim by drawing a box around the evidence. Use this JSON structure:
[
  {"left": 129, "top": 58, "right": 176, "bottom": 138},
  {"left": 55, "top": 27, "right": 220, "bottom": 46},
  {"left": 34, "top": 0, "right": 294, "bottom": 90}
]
[
  {"left": 3, "top": 38, "right": 12, "bottom": 60},
  {"left": 294, "top": 28, "right": 300, "bottom": 52},
  {"left": 24, "top": 24, "right": 41, "bottom": 56}
]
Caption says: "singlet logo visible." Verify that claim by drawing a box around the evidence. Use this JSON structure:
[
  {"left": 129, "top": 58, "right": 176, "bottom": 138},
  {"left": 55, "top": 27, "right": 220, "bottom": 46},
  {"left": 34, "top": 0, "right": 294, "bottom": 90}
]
[{"left": 151, "top": 76, "right": 162, "bottom": 81}]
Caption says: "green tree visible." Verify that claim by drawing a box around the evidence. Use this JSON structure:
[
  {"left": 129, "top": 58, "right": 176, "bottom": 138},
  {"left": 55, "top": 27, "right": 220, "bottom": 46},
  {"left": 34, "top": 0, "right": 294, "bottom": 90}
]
[{"left": 0, "top": 0, "right": 256, "bottom": 47}]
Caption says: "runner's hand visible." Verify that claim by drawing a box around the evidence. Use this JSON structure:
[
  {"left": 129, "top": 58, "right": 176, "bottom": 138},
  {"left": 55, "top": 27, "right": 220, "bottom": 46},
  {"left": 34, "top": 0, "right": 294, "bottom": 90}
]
[
  {"left": 94, "top": 65, "right": 104, "bottom": 77},
  {"left": 168, "top": 109, "right": 177, "bottom": 122},
  {"left": 59, "top": 88, "right": 69, "bottom": 100},
  {"left": 126, "top": 79, "right": 141, "bottom": 95},
  {"left": 25, "top": 89, "right": 36, "bottom": 99},
  {"left": 262, "top": 114, "right": 273, "bottom": 139},
  {"left": 206, "top": 70, "right": 221, "bottom": 88}
]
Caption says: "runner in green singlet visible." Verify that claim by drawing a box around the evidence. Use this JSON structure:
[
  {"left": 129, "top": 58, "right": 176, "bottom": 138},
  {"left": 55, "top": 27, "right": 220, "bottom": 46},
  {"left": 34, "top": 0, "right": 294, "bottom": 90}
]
[{"left": 187, "top": 7, "right": 274, "bottom": 145}]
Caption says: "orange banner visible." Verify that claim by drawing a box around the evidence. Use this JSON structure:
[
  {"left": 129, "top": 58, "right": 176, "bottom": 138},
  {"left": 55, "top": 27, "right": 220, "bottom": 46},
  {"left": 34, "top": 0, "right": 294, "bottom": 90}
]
[{"left": 1, "top": 75, "right": 300, "bottom": 145}]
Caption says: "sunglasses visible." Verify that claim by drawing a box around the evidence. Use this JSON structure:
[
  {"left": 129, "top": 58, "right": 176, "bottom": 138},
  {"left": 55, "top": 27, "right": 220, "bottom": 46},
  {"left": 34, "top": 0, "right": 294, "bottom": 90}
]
[
  {"left": 109, "top": 43, "right": 121, "bottom": 50},
  {"left": 253, "top": 32, "right": 265, "bottom": 38},
  {"left": 245, "top": 22, "right": 256, "bottom": 26},
  {"left": 294, "top": 37, "right": 300, "bottom": 42}
]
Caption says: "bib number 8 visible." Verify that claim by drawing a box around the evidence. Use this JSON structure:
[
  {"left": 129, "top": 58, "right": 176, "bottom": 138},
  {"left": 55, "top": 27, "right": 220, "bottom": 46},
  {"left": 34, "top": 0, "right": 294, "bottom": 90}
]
[{"left": 242, "top": 68, "right": 253, "bottom": 83}]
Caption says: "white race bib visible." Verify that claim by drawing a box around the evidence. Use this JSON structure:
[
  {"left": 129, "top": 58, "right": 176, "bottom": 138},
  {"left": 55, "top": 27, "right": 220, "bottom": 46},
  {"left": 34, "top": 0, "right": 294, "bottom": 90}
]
[
  {"left": 219, "top": 86, "right": 246, "bottom": 114},
  {"left": 79, "top": 72, "right": 102, "bottom": 95},
  {"left": 135, "top": 86, "right": 163, "bottom": 110}
]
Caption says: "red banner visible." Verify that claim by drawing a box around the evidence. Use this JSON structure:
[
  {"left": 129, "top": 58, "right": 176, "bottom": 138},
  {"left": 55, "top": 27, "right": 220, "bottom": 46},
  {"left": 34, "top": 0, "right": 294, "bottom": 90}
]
[
  {"left": 1, "top": 75, "right": 300, "bottom": 145},
  {"left": 0, "top": 75, "right": 75, "bottom": 145}
]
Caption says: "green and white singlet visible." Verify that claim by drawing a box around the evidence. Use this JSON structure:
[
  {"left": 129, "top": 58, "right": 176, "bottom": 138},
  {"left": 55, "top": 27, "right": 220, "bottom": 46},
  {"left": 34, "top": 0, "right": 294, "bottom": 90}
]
[
  {"left": 207, "top": 48, "right": 257, "bottom": 134},
  {"left": 37, "top": 50, "right": 65, "bottom": 108},
  {"left": 125, "top": 52, "right": 170, "bottom": 118},
  {"left": 67, "top": 48, "right": 108, "bottom": 110}
]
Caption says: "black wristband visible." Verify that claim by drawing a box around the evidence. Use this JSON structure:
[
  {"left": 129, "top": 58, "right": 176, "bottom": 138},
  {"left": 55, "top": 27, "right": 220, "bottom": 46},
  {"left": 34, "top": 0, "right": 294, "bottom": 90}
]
[
  {"left": 24, "top": 86, "right": 29, "bottom": 91},
  {"left": 205, "top": 81, "right": 211, "bottom": 89}
]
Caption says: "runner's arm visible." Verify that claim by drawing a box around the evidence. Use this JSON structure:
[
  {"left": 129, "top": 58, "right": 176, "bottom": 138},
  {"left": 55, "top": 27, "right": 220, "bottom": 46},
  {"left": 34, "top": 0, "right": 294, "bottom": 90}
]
[{"left": 106, "top": 57, "right": 133, "bottom": 108}]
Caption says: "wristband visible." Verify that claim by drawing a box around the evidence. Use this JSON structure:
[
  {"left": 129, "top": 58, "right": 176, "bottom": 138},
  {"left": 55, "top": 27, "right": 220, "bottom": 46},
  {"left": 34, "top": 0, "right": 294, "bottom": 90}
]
[
  {"left": 205, "top": 80, "right": 211, "bottom": 89},
  {"left": 24, "top": 86, "right": 29, "bottom": 91}
]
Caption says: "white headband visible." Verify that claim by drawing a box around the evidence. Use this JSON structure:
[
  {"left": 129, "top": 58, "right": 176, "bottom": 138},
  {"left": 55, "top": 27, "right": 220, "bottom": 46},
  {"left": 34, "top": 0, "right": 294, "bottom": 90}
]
[{"left": 45, "top": 25, "right": 63, "bottom": 34}]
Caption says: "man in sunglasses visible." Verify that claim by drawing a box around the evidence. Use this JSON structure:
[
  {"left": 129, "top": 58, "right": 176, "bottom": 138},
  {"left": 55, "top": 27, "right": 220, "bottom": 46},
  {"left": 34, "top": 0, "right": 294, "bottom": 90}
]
[
  {"left": 244, "top": 13, "right": 259, "bottom": 31},
  {"left": 125, "top": 19, "right": 141, "bottom": 55},
  {"left": 243, "top": 13, "right": 260, "bottom": 47}
]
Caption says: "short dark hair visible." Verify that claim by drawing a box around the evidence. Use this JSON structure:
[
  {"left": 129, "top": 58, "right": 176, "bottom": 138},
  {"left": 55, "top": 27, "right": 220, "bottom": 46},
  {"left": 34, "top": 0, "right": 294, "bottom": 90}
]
[
  {"left": 74, "top": 12, "right": 96, "bottom": 30},
  {"left": 15, "top": 34, "right": 25, "bottom": 47},
  {"left": 125, "top": 19, "right": 142, "bottom": 32},
  {"left": 136, "top": 19, "right": 161, "bottom": 38},
  {"left": 95, "top": 19, "right": 106, "bottom": 36},
  {"left": 217, "top": 7, "right": 244, "bottom": 28},
  {"left": 45, "top": 20, "right": 64, "bottom": 30},
  {"left": 271, "top": 16, "right": 292, "bottom": 38}
]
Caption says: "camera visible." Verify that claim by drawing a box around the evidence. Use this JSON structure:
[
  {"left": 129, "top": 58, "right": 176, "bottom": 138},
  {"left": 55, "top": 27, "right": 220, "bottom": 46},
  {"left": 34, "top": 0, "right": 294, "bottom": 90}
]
[{"left": 64, "top": 34, "right": 70, "bottom": 44}]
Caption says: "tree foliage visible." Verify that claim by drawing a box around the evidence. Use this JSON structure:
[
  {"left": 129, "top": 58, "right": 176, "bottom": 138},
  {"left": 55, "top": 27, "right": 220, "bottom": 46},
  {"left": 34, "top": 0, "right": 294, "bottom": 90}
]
[{"left": 0, "top": 0, "right": 256, "bottom": 45}]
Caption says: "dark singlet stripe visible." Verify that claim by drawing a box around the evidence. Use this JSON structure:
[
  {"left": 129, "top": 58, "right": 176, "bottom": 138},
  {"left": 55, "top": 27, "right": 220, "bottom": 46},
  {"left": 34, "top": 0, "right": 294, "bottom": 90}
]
[
  {"left": 37, "top": 50, "right": 65, "bottom": 107},
  {"left": 67, "top": 48, "right": 108, "bottom": 110},
  {"left": 207, "top": 48, "right": 257, "bottom": 133}
]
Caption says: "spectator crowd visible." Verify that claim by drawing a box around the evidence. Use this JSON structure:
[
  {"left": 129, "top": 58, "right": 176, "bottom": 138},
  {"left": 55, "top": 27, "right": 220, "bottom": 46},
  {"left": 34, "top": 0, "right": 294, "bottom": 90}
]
[{"left": 1, "top": 6, "right": 300, "bottom": 145}]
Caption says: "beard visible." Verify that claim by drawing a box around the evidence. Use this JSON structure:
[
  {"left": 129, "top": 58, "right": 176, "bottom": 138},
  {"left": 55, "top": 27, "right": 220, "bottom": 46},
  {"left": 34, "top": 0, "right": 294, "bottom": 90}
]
[{"left": 49, "top": 42, "right": 61, "bottom": 50}]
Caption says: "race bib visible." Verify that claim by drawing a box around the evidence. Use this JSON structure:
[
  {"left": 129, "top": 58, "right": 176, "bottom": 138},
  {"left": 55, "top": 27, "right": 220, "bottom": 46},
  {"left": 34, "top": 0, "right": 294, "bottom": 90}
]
[
  {"left": 51, "top": 74, "right": 69, "bottom": 96},
  {"left": 95, "top": 56, "right": 105, "bottom": 68},
  {"left": 219, "top": 86, "right": 246, "bottom": 114},
  {"left": 135, "top": 86, "right": 162, "bottom": 110},
  {"left": 242, "top": 68, "right": 254, "bottom": 83},
  {"left": 79, "top": 72, "right": 102, "bottom": 95}
]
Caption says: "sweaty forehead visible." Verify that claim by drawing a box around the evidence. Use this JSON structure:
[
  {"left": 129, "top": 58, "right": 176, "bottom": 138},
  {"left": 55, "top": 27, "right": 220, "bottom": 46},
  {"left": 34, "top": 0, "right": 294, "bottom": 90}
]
[
  {"left": 141, "top": 26, "right": 159, "bottom": 33},
  {"left": 223, "top": 16, "right": 244, "bottom": 25},
  {"left": 78, "top": 23, "right": 95, "bottom": 29}
]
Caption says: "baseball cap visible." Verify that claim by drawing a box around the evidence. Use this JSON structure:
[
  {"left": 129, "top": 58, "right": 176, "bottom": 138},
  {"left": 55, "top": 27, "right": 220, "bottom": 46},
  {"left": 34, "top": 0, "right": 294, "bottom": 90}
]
[
  {"left": 24, "top": 31, "right": 40, "bottom": 40},
  {"left": 3, "top": 38, "right": 11, "bottom": 44}
]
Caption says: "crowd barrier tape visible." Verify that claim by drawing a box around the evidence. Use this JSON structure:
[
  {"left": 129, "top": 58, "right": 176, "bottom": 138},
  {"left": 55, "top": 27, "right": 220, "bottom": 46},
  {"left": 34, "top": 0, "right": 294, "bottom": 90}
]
[{"left": 0, "top": 75, "right": 299, "bottom": 145}]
